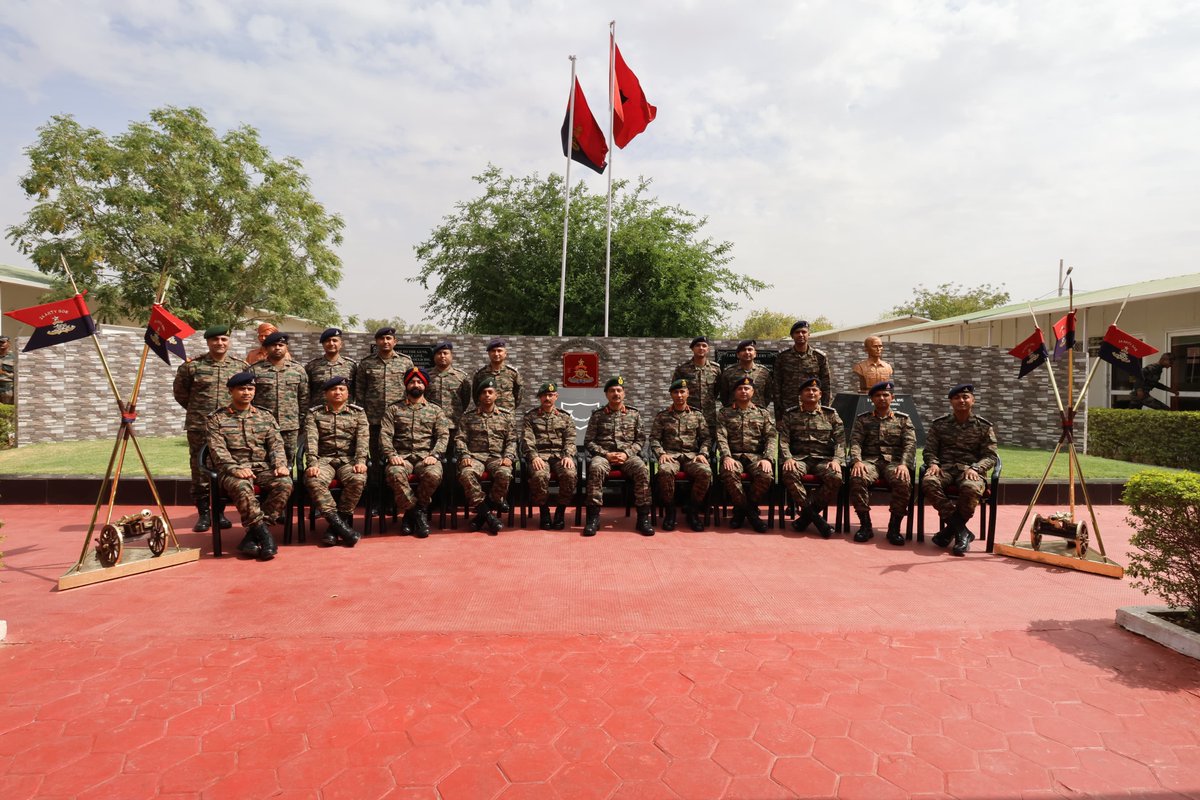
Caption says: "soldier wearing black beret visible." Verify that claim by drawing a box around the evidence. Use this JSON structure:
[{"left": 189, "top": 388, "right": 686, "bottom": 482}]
[
  {"left": 849, "top": 381, "right": 915, "bottom": 545},
  {"left": 922, "top": 383, "right": 998, "bottom": 556},
  {"left": 671, "top": 335, "right": 722, "bottom": 435},
  {"left": 303, "top": 375, "right": 369, "bottom": 547},
  {"left": 306, "top": 327, "right": 358, "bottom": 405}
]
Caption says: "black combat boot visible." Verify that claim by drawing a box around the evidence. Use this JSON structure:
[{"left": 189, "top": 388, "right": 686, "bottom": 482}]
[
  {"left": 339, "top": 511, "right": 355, "bottom": 528},
  {"left": 553, "top": 506, "right": 567, "bottom": 530},
  {"left": 729, "top": 505, "right": 746, "bottom": 529},
  {"left": 236, "top": 527, "right": 261, "bottom": 557},
  {"left": 854, "top": 509, "right": 874, "bottom": 542},
  {"left": 193, "top": 501, "right": 212, "bottom": 533},
  {"left": 931, "top": 516, "right": 955, "bottom": 548},
  {"left": 255, "top": 523, "right": 277, "bottom": 561},
  {"left": 539, "top": 506, "right": 553, "bottom": 530},
  {"left": 582, "top": 505, "right": 601, "bottom": 537},
  {"left": 790, "top": 506, "right": 812, "bottom": 533},
  {"left": 886, "top": 512, "right": 906, "bottom": 546},
  {"left": 482, "top": 499, "right": 503, "bottom": 535},
  {"left": 810, "top": 505, "right": 834, "bottom": 539},
  {"left": 411, "top": 506, "right": 430, "bottom": 539},
  {"left": 951, "top": 516, "right": 975, "bottom": 556},
  {"left": 685, "top": 503, "right": 705, "bottom": 532},
  {"left": 746, "top": 503, "right": 768, "bottom": 534},
  {"left": 338, "top": 512, "right": 362, "bottom": 547},
  {"left": 320, "top": 513, "right": 340, "bottom": 547},
  {"left": 469, "top": 505, "right": 487, "bottom": 532},
  {"left": 662, "top": 505, "right": 677, "bottom": 531},
  {"left": 215, "top": 503, "right": 232, "bottom": 529},
  {"left": 636, "top": 506, "right": 655, "bottom": 537}
]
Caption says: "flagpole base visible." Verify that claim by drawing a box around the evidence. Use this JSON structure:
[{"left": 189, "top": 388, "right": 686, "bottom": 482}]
[
  {"left": 58, "top": 546, "right": 200, "bottom": 591},
  {"left": 993, "top": 541, "right": 1124, "bottom": 579}
]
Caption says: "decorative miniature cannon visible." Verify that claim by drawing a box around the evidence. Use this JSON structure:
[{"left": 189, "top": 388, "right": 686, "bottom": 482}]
[
  {"left": 1030, "top": 511, "right": 1089, "bottom": 559},
  {"left": 95, "top": 509, "right": 169, "bottom": 568}
]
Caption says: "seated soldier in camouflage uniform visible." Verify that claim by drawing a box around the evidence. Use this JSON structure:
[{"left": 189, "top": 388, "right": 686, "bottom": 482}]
[
  {"left": 456, "top": 378, "right": 516, "bottom": 535},
  {"left": 205, "top": 371, "right": 293, "bottom": 561},
  {"left": 849, "top": 380, "right": 916, "bottom": 545},
  {"left": 779, "top": 376, "right": 844, "bottom": 538},
  {"left": 303, "top": 376, "right": 369, "bottom": 548},
  {"left": 251, "top": 331, "right": 309, "bottom": 468},
  {"left": 380, "top": 368, "right": 451, "bottom": 538},
  {"left": 922, "top": 383, "right": 999, "bottom": 556},
  {"left": 521, "top": 382, "right": 578, "bottom": 530},
  {"left": 717, "top": 376, "right": 777, "bottom": 533},
  {"left": 583, "top": 376, "right": 654, "bottom": 537},
  {"left": 305, "top": 327, "right": 358, "bottom": 404},
  {"left": 650, "top": 378, "right": 712, "bottom": 532}
]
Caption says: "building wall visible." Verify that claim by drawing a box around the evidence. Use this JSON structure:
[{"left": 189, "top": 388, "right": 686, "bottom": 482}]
[{"left": 13, "top": 329, "right": 1081, "bottom": 450}]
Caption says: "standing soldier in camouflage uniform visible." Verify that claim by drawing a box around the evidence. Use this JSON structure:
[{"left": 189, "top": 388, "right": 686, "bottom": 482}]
[
  {"left": 251, "top": 331, "right": 308, "bottom": 467},
  {"left": 922, "top": 383, "right": 999, "bottom": 556},
  {"left": 303, "top": 376, "right": 369, "bottom": 548},
  {"left": 456, "top": 378, "right": 516, "bottom": 535},
  {"left": 583, "top": 376, "right": 654, "bottom": 537},
  {"left": 716, "top": 376, "right": 777, "bottom": 533},
  {"left": 849, "top": 380, "right": 916, "bottom": 545},
  {"left": 427, "top": 341, "right": 471, "bottom": 432},
  {"left": 174, "top": 325, "right": 249, "bottom": 533},
  {"left": 521, "top": 382, "right": 577, "bottom": 530},
  {"left": 357, "top": 326, "right": 415, "bottom": 516},
  {"left": 0, "top": 336, "right": 14, "bottom": 404},
  {"left": 472, "top": 338, "right": 523, "bottom": 412},
  {"left": 771, "top": 320, "right": 832, "bottom": 417},
  {"left": 205, "top": 371, "right": 293, "bottom": 561},
  {"left": 650, "top": 378, "right": 712, "bottom": 532},
  {"left": 380, "top": 368, "right": 450, "bottom": 538},
  {"left": 305, "top": 327, "right": 358, "bottom": 405},
  {"left": 671, "top": 335, "right": 722, "bottom": 433},
  {"left": 717, "top": 340, "right": 773, "bottom": 410},
  {"left": 779, "top": 377, "right": 844, "bottom": 538}
]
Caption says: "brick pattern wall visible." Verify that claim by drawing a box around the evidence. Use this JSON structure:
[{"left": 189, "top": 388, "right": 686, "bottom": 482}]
[{"left": 14, "top": 330, "right": 1083, "bottom": 449}]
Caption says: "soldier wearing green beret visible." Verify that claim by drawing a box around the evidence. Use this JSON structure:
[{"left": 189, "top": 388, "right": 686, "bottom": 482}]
[
  {"left": 173, "top": 325, "right": 249, "bottom": 533},
  {"left": 521, "top": 382, "right": 578, "bottom": 530},
  {"left": 716, "top": 375, "right": 777, "bottom": 533},
  {"left": 650, "top": 378, "right": 712, "bottom": 531},
  {"left": 582, "top": 376, "right": 654, "bottom": 537},
  {"left": 779, "top": 377, "right": 843, "bottom": 538},
  {"left": 251, "top": 331, "right": 309, "bottom": 467},
  {"left": 456, "top": 377, "right": 517, "bottom": 535}
]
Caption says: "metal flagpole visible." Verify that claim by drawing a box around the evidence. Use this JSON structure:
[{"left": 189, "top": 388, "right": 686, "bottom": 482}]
[
  {"left": 557, "top": 55, "right": 577, "bottom": 338},
  {"left": 604, "top": 20, "right": 616, "bottom": 337}
]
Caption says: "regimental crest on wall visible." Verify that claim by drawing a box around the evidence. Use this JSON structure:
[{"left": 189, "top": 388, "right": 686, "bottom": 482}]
[{"left": 562, "top": 352, "right": 599, "bottom": 388}]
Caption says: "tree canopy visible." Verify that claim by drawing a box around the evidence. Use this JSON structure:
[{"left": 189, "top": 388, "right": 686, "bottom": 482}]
[
  {"left": 890, "top": 282, "right": 1010, "bottom": 320},
  {"left": 730, "top": 309, "right": 834, "bottom": 340},
  {"left": 414, "top": 166, "right": 765, "bottom": 337},
  {"left": 6, "top": 106, "right": 345, "bottom": 328}
]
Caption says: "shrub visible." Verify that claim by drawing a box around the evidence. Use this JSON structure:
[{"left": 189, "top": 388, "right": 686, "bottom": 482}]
[
  {"left": 0, "top": 403, "right": 12, "bottom": 450},
  {"left": 1089, "top": 408, "right": 1200, "bottom": 470},
  {"left": 1123, "top": 470, "right": 1200, "bottom": 629}
]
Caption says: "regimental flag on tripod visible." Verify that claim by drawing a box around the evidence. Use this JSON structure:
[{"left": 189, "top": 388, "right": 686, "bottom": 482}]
[
  {"left": 4, "top": 292, "right": 97, "bottom": 352},
  {"left": 561, "top": 77, "right": 608, "bottom": 174},
  {"left": 611, "top": 38, "right": 657, "bottom": 149},
  {"left": 1009, "top": 328, "right": 1048, "bottom": 378},
  {"left": 1052, "top": 311, "right": 1076, "bottom": 361},
  {"left": 144, "top": 303, "right": 195, "bottom": 364},
  {"left": 1098, "top": 324, "right": 1157, "bottom": 377}
]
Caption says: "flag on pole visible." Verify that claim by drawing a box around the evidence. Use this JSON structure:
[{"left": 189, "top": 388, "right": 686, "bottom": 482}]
[
  {"left": 561, "top": 77, "right": 608, "bottom": 174},
  {"left": 1051, "top": 311, "right": 1076, "bottom": 361},
  {"left": 1009, "top": 328, "right": 1048, "bottom": 378},
  {"left": 1098, "top": 324, "right": 1157, "bottom": 377},
  {"left": 144, "top": 303, "right": 195, "bottom": 364},
  {"left": 4, "top": 292, "right": 97, "bottom": 352},
  {"left": 611, "top": 38, "right": 657, "bottom": 148}
]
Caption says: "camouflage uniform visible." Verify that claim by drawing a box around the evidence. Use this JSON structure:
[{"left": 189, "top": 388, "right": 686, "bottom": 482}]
[
  {"left": 356, "top": 351, "right": 416, "bottom": 426},
  {"left": 521, "top": 406, "right": 578, "bottom": 505},
  {"left": 922, "top": 414, "right": 998, "bottom": 521},
  {"left": 380, "top": 398, "right": 450, "bottom": 513},
  {"left": 849, "top": 411, "right": 916, "bottom": 515},
  {"left": 303, "top": 402, "right": 370, "bottom": 516},
  {"left": 716, "top": 403, "right": 777, "bottom": 505},
  {"left": 779, "top": 405, "right": 845, "bottom": 509},
  {"left": 305, "top": 354, "right": 358, "bottom": 405},
  {"left": 717, "top": 363, "right": 773, "bottom": 409},
  {"left": 584, "top": 405, "right": 652, "bottom": 507},
  {"left": 456, "top": 407, "right": 517, "bottom": 507},
  {"left": 427, "top": 366, "right": 472, "bottom": 428},
  {"left": 650, "top": 405, "right": 712, "bottom": 505},
  {"left": 472, "top": 363, "right": 523, "bottom": 412},
  {"left": 205, "top": 405, "right": 292, "bottom": 528},
  {"left": 174, "top": 353, "right": 250, "bottom": 502},
  {"left": 772, "top": 346, "right": 832, "bottom": 417},
  {"left": 671, "top": 358, "right": 722, "bottom": 431},
  {"left": 251, "top": 357, "right": 309, "bottom": 466}
]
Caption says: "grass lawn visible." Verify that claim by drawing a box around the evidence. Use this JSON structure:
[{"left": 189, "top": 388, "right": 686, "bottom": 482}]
[{"left": 0, "top": 437, "right": 1177, "bottom": 481}]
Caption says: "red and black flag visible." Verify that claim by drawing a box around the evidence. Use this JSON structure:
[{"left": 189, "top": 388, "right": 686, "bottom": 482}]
[
  {"left": 1098, "top": 324, "right": 1157, "bottom": 377},
  {"left": 611, "top": 38, "right": 657, "bottom": 149},
  {"left": 4, "top": 292, "right": 97, "bottom": 352},
  {"left": 1052, "top": 311, "right": 1076, "bottom": 361},
  {"left": 1009, "top": 328, "right": 1048, "bottom": 379},
  {"left": 144, "top": 303, "right": 195, "bottom": 364},
  {"left": 561, "top": 77, "right": 608, "bottom": 174}
]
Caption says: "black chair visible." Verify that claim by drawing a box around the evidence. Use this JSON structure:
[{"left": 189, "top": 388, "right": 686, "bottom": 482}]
[
  {"left": 450, "top": 459, "right": 518, "bottom": 529},
  {"left": 916, "top": 457, "right": 1002, "bottom": 552},
  {"left": 712, "top": 449, "right": 777, "bottom": 529},
  {"left": 292, "top": 430, "right": 370, "bottom": 543},
  {"left": 197, "top": 443, "right": 292, "bottom": 557}
]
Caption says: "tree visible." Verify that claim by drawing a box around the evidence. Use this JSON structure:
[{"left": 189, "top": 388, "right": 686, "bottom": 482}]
[
  {"left": 361, "top": 316, "right": 444, "bottom": 335},
  {"left": 6, "top": 106, "right": 345, "bottom": 328},
  {"left": 890, "top": 282, "right": 1010, "bottom": 320},
  {"left": 414, "top": 166, "right": 765, "bottom": 337},
  {"left": 729, "top": 310, "right": 835, "bottom": 340}
]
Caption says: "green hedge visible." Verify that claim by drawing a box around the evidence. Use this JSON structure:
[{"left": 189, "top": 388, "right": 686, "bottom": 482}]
[
  {"left": 0, "top": 403, "right": 12, "bottom": 450},
  {"left": 1123, "top": 471, "right": 1200, "bottom": 626},
  {"left": 1088, "top": 408, "right": 1200, "bottom": 470}
]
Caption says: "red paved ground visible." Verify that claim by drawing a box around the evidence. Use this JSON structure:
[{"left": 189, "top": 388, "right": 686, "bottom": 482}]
[{"left": 1, "top": 502, "right": 1198, "bottom": 799}]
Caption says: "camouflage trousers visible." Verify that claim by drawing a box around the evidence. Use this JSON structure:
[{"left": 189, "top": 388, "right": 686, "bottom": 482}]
[
  {"left": 218, "top": 468, "right": 292, "bottom": 528},
  {"left": 655, "top": 455, "right": 713, "bottom": 505},
  {"left": 303, "top": 460, "right": 367, "bottom": 515},
  {"left": 279, "top": 429, "right": 299, "bottom": 470},
  {"left": 458, "top": 457, "right": 512, "bottom": 508},
  {"left": 719, "top": 453, "right": 774, "bottom": 506},
  {"left": 921, "top": 467, "right": 985, "bottom": 521},
  {"left": 586, "top": 455, "right": 652, "bottom": 507},
  {"left": 526, "top": 457, "right": 578, "bottom": 506},
  {"left": 849, "top": 459, "right": 912, "bottom": 516},
  {"left": 187, "top": 428, "right": 211, "bottom": 503},
  {"left": 385, "top": 455, "right": 443, "bottom": 513},
  {"left": 782, "top": 459, "right": 843, "bottom": 509}
]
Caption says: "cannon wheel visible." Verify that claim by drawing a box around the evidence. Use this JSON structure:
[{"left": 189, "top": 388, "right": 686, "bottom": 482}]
[
  {"left": 1075, "top": 523, "right": 1090, "bottom": 559},
  {"left": 147, "top": 516, "right": 168, "bottom": 557},
  {"left": 97, "top": 524, "right": 123, "bottom": 568},
  {"left": 1030, "top": 530, "right": 1042, "bottom": 551}
]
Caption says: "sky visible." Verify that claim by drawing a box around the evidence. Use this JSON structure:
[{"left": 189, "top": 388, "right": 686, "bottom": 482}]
[{"left": 1, "top": 0, "right": 1198, "bottom": 332}]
